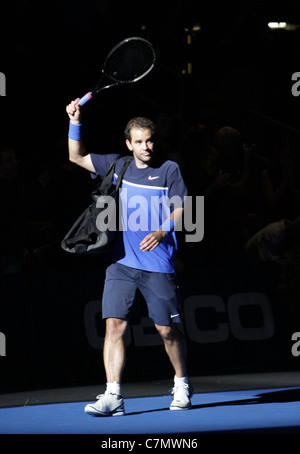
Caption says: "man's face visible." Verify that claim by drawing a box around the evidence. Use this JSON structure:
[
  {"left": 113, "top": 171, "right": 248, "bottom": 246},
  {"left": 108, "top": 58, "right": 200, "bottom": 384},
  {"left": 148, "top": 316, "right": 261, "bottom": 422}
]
[{"left": 126, "top": 127, "right": 154, "bottom": 168}]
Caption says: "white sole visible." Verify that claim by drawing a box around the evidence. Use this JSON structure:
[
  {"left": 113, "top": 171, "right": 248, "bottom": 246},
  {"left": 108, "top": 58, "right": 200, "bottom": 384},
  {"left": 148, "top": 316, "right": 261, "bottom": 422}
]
[
  {"left": 84, "top": 406, "right": 125, "bottom": 416},
  {"left": 170, "top": 402, "right": 191, "bottom": 410}
]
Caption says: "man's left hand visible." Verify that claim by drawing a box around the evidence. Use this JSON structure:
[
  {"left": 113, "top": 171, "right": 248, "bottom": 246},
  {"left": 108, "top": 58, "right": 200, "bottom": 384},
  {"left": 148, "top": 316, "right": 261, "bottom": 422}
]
[{"left": 140, "top": 229, "right": 166, "bottom": 251}]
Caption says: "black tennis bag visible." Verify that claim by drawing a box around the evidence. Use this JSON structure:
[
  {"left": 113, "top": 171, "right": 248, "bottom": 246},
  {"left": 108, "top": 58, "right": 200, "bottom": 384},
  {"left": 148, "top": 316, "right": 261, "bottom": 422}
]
[{"left": 61, "top": 155, "right": 133, "bottom": 255}]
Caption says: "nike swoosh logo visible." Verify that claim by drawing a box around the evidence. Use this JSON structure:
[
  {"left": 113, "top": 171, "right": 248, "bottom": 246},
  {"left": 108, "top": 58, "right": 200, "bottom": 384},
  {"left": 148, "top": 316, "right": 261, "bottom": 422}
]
[
  {"left": 148, "top": 176, "right": 159, "bottom": 180},
  {"left": 170, "top": 314, "right": 179, "bottom": 318}
]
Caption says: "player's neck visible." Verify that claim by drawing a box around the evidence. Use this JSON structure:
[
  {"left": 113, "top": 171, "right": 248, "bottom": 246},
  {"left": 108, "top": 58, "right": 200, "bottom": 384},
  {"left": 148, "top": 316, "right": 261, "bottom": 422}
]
[{"left": 133, "top": 156, "right": 152, "bottom": 169}]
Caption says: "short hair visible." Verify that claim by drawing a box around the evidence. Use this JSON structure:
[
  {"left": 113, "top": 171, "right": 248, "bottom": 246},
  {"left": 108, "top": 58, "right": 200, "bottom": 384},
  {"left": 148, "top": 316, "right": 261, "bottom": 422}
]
[{"left": 124, "top": 117, "right": 155, "bottom": 141}]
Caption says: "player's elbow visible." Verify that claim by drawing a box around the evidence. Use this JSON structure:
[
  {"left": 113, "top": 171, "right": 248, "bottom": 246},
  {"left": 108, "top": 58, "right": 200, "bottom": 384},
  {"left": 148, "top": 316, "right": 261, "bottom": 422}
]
[
  {"left": 68, "top": 152, "right": 95, "bottom": 173},
  {"left": 69, "top": 153, "right": 78, "bottom": 164}
]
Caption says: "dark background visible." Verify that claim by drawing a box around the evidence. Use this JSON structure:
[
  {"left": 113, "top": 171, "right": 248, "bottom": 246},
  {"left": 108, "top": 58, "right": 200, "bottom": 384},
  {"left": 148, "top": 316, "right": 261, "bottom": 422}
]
[
  {"left": 1, "top": 0, "right": 300, "bottom": 155},
  {"left": 1, "top": 0, "right": 300, "bottom": 391}
]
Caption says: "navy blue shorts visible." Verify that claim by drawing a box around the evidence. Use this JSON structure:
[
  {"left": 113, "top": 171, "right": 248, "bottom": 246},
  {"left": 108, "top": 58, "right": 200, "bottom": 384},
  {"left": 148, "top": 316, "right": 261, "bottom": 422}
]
[{"left": 102, "top": 263, "right": 182, "bottom": 326}]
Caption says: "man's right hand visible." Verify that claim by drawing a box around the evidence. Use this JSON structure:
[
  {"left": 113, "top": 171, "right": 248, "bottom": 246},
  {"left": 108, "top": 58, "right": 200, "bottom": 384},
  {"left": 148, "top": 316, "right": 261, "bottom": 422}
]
[
  {"left": 66, "top": 98, "right": 81, "bottom": 124},
  {"left": 65, "top": 98, "right": 95, "bottom": 174}
]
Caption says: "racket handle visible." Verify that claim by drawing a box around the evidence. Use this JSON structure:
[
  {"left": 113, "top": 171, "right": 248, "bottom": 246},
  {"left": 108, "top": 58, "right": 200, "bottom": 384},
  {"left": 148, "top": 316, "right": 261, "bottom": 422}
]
[{"left": 78, "top": 92, "right": 93, "bottom": 106}]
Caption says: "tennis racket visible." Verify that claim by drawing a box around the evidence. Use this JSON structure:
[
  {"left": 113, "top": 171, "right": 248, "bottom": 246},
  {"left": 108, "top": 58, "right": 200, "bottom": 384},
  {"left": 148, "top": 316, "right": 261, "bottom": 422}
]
[{"left": 78, "top": 37, "right": 156, "bottom": 106}]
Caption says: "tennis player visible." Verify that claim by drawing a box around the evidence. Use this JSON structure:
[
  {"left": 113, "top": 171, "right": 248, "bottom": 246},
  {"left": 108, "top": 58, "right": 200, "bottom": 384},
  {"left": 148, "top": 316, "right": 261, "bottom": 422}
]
[{"left": 66, "top": 99, "right": 193, "bottom": 416}]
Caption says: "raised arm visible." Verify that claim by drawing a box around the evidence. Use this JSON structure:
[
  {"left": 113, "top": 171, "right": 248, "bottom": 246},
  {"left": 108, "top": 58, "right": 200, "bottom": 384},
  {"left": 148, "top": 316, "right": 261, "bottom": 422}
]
[{"left": 66, "top": 98, "right": 95, "bottom": 173}]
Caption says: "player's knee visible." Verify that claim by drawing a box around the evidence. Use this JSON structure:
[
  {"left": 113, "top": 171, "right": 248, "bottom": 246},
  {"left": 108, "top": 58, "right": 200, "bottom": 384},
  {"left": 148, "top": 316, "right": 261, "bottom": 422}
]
[
  {"left": 155, "top": 324, "right": 176, "bottom": 341},
  {"left": 105, "top": 317, "right": 127, "bottom": 339}
]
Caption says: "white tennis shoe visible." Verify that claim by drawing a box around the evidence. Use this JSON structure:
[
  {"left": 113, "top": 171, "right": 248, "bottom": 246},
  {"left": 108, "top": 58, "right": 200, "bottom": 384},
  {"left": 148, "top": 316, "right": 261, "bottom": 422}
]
[
  {"left": 84, "top": 391, "right": 125, "bottom": 416},
  {"left": 170, "top": 380, "right": 193, "bottom": 410}
]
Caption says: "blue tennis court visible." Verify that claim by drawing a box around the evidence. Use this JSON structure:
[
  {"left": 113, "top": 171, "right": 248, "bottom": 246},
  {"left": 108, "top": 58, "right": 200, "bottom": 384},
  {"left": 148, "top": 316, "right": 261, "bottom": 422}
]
[{"left": 1, "top": 378, "right": 300, "bottom": 434}]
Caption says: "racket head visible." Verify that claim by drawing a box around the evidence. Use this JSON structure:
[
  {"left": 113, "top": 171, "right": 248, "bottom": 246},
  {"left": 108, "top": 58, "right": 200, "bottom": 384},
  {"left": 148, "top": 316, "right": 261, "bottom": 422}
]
[{"left": 103, "top": 37, "right": 156, "bottom": 84}]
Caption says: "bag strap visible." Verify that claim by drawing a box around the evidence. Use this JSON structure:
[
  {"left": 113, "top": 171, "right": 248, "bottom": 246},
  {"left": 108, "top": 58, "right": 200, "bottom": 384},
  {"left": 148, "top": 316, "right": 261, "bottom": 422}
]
[
  {"left": 93, "top": 155, "right": 133, "bottom": 197},
  {"left": 98, "top": 155, "right": 121, "bottom": 196},
  {"left": 115, "top": 156, "right": 133, "bottom": 192}
]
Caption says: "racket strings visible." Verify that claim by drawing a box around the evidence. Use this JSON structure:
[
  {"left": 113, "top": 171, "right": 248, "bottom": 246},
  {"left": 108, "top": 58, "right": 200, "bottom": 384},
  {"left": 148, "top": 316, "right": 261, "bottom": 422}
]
[{"left": 105, "top": 41, "right": 155, "bottom": 83}]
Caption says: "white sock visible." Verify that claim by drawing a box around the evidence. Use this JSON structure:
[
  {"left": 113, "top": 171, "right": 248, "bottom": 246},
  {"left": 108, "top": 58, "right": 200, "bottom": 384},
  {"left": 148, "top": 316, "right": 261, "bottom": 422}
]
[
  {"left": 174, "top": 375, "right": 189, "bottom": 386},
  {"left": 106, "top": 381, "right": 121, "bottom": 395}
]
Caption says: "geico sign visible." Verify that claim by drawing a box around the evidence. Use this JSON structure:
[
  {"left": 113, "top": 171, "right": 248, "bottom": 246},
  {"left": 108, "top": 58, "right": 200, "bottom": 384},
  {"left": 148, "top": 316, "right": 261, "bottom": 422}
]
[
  {"left": 84, "top": 292, "right": 275, "bottom": 349},
  {"left": 183, "top": 293, "right": 274, "bottom": 343}
]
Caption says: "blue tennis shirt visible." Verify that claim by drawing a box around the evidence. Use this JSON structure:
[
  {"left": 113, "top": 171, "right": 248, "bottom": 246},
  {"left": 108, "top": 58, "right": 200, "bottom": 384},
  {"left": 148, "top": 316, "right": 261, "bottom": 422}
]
[{"left": 90, "top": 153, "right": 187, "bottom": 273}]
